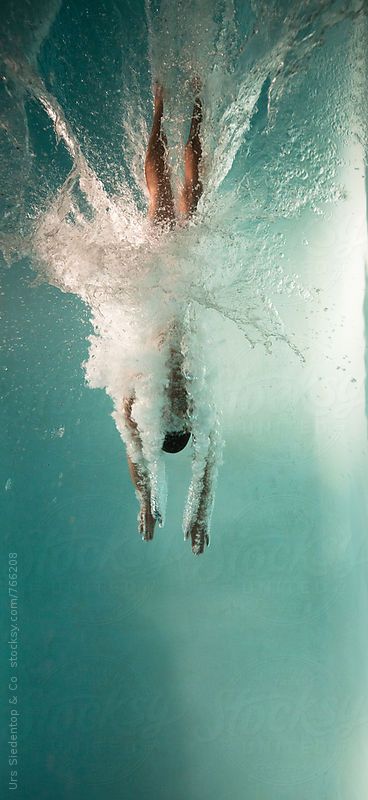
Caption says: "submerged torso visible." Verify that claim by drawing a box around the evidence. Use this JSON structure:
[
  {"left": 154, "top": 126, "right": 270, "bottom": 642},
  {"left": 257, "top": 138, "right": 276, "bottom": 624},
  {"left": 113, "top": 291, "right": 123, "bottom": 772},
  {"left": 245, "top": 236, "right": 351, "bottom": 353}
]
[
  {"left": 163, "top": 355, "right": 190, "bottom": 434},
  {"left": 161, "top": 322, "right": 191, "bottom": 435}
]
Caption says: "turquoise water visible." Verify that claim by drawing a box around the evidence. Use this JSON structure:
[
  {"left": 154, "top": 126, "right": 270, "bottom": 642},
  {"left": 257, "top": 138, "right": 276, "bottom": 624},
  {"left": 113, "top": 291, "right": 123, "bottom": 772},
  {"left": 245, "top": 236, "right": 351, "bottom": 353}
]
[{"left": 1, "top": 1, "right": 368, "bottom": 798}]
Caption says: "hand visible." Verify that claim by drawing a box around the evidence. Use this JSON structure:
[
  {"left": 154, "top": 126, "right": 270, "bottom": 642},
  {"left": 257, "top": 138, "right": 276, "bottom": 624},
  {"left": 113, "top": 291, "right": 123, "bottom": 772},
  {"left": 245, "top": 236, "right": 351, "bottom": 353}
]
[
  {"left": 138, "top": 501, "right": 156, "bottom": 541},
  {"left": 186, "top": 519, "right": 209, "bottom": 555}
]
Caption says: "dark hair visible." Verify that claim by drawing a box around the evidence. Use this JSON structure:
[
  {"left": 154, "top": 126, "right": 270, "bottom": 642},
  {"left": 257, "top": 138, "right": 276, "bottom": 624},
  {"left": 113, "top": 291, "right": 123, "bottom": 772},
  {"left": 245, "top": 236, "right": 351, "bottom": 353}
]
[{"left": 162, "top": 430, "right": 191, "bottom": 454}]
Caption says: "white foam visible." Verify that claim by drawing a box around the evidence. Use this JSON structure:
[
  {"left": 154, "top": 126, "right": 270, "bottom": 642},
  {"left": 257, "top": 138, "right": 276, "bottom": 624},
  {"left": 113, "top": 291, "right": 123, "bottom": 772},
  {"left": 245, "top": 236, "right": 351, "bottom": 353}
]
[{"left": 4, "top": 0, "right": 364, "bottom": 543}]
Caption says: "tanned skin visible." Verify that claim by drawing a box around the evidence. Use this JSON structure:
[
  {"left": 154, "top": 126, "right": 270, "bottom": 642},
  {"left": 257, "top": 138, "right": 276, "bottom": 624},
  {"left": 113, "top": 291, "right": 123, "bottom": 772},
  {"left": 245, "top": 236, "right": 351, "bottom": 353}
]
[{"left": 124, "top": 82, "right": 210, "bottom": 553}]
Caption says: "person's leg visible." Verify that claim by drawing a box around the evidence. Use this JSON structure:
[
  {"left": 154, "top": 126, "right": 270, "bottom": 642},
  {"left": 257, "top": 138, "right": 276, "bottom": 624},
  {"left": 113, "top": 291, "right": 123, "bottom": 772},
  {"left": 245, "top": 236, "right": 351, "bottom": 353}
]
[
  {"left": 179, "top": 95, "right": 203, "bottom": 219},
  {"left": 145, "top": 83, "right": 175, "bottom": 226}
]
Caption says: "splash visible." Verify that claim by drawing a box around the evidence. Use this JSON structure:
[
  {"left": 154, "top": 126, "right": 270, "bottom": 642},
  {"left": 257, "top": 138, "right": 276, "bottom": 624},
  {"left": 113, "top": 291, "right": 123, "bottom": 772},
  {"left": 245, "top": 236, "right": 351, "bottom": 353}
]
[{"left": 0, "top": 0, "right": 366, "bottom": 543}]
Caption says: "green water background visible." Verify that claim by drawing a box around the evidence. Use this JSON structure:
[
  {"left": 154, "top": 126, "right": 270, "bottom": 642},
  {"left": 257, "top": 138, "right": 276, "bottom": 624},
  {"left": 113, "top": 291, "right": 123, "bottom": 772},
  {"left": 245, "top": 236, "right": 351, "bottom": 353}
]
[{"left": 1, "top": 1, "right": 368, "bottom": 798}]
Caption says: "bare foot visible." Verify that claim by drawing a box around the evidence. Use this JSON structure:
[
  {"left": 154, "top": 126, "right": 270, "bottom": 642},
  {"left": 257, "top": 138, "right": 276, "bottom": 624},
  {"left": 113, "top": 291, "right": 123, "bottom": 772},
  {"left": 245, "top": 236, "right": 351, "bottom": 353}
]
[
  {"left": 154, "top": 81, "right": 164, "bottom": 112},
  {"left": 191, "top": 74, "right": 202, "bottom": 98},
  {"left": 192, "top": 96, "right": 202, "bottom": 125}
]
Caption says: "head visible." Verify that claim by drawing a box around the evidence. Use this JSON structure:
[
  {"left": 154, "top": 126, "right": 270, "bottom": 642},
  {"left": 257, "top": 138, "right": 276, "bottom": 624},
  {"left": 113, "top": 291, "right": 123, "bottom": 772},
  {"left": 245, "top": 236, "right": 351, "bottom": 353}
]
[{"left": 162, "top": 430, "right": 191, "bottom": 454}]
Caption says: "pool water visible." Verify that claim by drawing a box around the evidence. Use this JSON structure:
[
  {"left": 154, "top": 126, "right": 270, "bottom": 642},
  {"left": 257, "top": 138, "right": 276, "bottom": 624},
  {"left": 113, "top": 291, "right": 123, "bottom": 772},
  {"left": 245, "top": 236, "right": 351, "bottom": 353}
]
[{"left": 1, "top": 1, "right": 368, "bottom": 798}]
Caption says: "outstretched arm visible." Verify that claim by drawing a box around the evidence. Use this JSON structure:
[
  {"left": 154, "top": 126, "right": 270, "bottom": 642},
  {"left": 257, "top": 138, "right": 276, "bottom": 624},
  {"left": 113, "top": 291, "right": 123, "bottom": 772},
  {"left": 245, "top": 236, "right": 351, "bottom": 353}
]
[
  {"left": 123, "top": 396, "right": 156, "bottom": 541},
  {"left": 184, "top": 430, "right": 218, "bottom": 555}
]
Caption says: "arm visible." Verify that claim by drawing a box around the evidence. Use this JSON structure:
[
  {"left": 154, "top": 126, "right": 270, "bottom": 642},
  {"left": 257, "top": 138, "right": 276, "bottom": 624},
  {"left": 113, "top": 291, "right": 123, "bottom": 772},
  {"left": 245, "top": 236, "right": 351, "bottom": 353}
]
[
  {"left": 184, "top": 430, "right": 218, "bottom": 555},
  {"left": 123, "top": 396, "right": 156, "bottom": 541}
]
